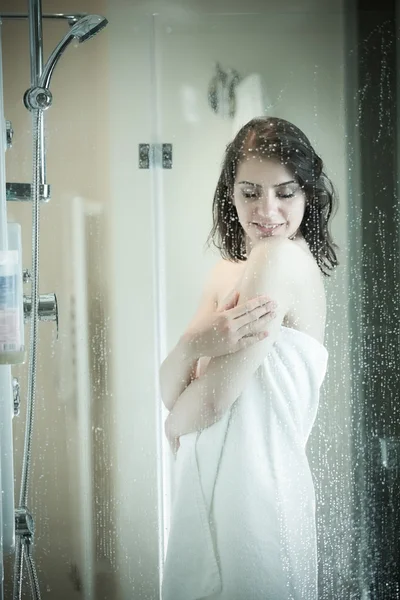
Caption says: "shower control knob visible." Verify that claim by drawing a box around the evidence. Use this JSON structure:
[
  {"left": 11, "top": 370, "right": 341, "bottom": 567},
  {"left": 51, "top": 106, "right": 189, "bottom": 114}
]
[
  {"left": 5, "top": 120, "right": 14, "bottom": 149},
  {"left": 23, "top": 87, "right": 53, "bottom": 111},
  {"left": 23, "top": 293, "right": 59, "bottom": 338}
]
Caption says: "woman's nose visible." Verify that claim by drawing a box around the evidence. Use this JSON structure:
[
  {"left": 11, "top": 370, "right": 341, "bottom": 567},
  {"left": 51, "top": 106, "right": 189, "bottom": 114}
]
[{"left": 256, "top": 192, "right": 280, "bottom": 211}]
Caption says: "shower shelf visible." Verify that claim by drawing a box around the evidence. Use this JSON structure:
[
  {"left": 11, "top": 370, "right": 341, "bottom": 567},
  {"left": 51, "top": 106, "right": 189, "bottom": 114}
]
[{"left": 6, "top": 182, "right": 51, "bottom": 202}]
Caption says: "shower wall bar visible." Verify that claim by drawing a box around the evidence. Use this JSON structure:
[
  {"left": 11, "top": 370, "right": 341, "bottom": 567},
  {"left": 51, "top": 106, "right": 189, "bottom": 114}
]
[{"left": 0, "top": 14, "right": 87, "bottom": 24}]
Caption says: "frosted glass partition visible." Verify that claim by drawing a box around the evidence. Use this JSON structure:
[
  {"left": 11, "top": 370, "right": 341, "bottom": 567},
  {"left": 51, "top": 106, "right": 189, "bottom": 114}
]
[
  {"left": 0, "top": 19, "right": 16, "bottom": 569},
  {"left": 152, "top": 6, "right": 352, "bottom": 597},
  {"left": 1, "top": 0, "right": 399, "bottom": 598}
]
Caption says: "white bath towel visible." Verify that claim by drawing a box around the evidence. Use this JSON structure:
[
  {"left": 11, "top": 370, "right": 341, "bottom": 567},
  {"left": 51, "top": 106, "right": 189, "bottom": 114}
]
[{"left": 162, "top": 325, "right": 329, "bottom": 600}]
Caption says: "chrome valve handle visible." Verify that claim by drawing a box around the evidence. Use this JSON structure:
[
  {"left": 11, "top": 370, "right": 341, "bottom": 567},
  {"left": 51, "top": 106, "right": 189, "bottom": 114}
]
[{"left": 23, "top": 293, "right": 59, "bottom": 338}]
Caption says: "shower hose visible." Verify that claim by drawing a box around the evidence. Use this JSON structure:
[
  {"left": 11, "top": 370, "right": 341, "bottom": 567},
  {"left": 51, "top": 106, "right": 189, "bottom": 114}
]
[{"left": 12, "top": 107, "right": 43, "bottom": 600}]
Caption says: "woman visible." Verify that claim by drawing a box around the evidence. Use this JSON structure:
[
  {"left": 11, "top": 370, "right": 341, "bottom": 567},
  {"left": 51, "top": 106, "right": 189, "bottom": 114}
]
[{"left": 160, "top": 116, "right": 339, "bottom": 600}]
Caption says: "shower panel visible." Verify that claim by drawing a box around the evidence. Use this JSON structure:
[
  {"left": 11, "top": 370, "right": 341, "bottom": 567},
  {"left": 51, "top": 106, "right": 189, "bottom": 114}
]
[
  {"left": 0, "top": 24, "right": 18, "bottom": 600},
  {"left": 0, "top": 4, "right": 108, "bottom": 599}
]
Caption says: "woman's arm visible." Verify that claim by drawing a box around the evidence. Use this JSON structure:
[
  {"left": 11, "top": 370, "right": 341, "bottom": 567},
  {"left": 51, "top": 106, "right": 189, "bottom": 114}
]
[
  {"left": 159, "top": 262, "right": 221, "bottom": 412},
  {"left": 159, "top": 335, "right": 200, "bottom": 412},
  {"left": 165, "top": 238, "right": 305, "bottom": 439}
]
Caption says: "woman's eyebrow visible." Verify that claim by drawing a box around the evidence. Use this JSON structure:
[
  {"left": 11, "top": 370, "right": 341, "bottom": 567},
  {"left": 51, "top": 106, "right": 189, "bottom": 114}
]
[{"left": 237, "top": 180, "right": 296, "bottom": 187}]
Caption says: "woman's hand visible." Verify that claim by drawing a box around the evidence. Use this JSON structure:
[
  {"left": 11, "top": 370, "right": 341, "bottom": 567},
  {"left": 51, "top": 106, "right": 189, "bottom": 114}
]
[{"left": 183, "top": 289, "right": 277, "bottom": 359}]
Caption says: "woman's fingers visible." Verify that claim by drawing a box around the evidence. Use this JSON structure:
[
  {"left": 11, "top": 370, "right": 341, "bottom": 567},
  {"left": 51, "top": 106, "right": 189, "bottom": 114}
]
[
  {"left": 232, "top": 301, "right": 277, "bottom": 332},
  {"left": 235, "top": 308, "right": 277, "bottom": 337},
  {"left": 236, "top": 331, "right": 269, "bottom": 349},
  {"left": 230, "top": 295, "right": 275, "bottom": 319}
]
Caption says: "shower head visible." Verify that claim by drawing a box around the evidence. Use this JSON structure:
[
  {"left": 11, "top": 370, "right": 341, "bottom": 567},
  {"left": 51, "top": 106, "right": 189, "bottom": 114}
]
[
  {"left": 38, "top": 14, "right": 108, "bottom": 90},
  {"left": 68, "top": 14, "right": 108, "bottom": 43}
]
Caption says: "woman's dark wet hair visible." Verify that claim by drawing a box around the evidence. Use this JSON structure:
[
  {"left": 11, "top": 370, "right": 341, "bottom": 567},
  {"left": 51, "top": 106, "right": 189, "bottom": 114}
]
[{"left": 205, "top": 116, "right": 340, "bottom": 277}]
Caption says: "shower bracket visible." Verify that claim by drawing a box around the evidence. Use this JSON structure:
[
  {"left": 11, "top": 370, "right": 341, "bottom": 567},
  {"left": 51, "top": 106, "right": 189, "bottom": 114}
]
[
  {"left": 15, "top": 507, "right": 35, "bottom": 542},
  {"left": 6, "top": 183, "right": 51, "bottom": 203},
  {"left": 24, "top": 293, "right": 58, "bottom": 337},
  {"left": 23, "top": 87, "right": 52, "bottom": 111}
]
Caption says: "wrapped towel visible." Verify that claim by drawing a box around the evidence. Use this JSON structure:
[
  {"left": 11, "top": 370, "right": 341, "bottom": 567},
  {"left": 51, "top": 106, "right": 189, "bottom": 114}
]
[{"left": 162, "top": 325, "right": 329, "bottom": 600}]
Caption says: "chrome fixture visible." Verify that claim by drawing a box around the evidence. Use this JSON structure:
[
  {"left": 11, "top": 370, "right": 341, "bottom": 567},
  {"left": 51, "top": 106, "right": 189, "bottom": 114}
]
[
  {"left": 8, "top": 4, "right": 108, "bottom": 599},
  {"left": 208, "top": 62, "right": 242, "bottom": 119},
  {"left": 5, "top": 120, "right": 13, "bottom": 148},
  {"left": 4, "top": 9, "right": 108, "bottom": 205},
  {"left": 12, "top": 378, "right": 21, "bottom": 417},
  {"left": 14, "top": 507, "right": 37, "bottom": 593},
  {"left": 24, "top": 14, "right": 109, "bottom": 110},
  {"left": 23, "top": 269, "right": 32, "bottom": 284},
  {"left": 6, "top": 182, "right": 51, "bottom": 203},
  {"left": 0, "top": 14, "right": 88, "bottom": 26},
  {"left": 23, "top": 293, "right": 58, "bottom": 334},
  {"left": 139, "top": 143, "right": 173, "bottom": 169}
]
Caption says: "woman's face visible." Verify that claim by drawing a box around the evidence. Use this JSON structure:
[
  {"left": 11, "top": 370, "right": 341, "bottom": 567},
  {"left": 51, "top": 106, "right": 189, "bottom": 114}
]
[{"left": 233, "top": 157, "right": 307, "bottom": 252}]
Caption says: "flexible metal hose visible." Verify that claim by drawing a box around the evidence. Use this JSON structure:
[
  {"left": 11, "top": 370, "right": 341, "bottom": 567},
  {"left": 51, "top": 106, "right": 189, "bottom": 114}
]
[
  {"left": 12, "top": 108, "right": 42, "bottom": 600},
  {"left": 24, "top": 541, "right": 42, "bottom": 598},
  {"left": 19, "top": 109, "right": 41, "bottom": 508}
]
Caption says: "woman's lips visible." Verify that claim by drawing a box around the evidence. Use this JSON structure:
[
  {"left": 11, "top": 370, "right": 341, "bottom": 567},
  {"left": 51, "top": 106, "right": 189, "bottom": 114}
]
[{"left": 253, "top": 223, "right": 283, "bottom": 234}]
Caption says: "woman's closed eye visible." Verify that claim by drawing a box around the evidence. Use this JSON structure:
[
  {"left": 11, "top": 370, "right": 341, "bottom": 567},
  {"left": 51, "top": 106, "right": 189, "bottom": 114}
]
[{"left": 242, "top": 190, "right": 295, "bottom": 199}]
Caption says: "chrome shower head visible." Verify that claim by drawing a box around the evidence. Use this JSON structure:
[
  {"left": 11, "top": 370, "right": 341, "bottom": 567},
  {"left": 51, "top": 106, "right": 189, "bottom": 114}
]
[
  {"left": 38, "top": 14, "right": 108, "bottom": 90},
  {"left": 69, "top": 14, "right": 108, "bottom": 43}
]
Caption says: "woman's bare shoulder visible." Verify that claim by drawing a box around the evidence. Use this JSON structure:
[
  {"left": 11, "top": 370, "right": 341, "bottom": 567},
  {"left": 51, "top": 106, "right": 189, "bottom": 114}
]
[
  {"left": 286, "top": 243, "right": 327, "bottom": 342},
  {"left": 211, "top": 257, "right": 248, "bottom": 307},
  {"left": 249, "top": 237, "right": 326, "bottom": 341},
  {"left": 206, "top": 256, "right": 246, "bottom": 288}
]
